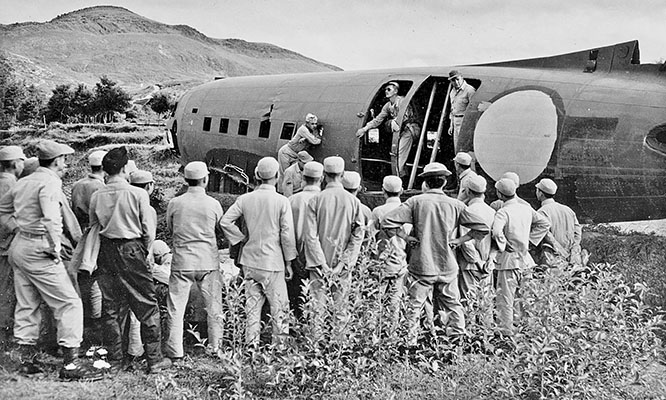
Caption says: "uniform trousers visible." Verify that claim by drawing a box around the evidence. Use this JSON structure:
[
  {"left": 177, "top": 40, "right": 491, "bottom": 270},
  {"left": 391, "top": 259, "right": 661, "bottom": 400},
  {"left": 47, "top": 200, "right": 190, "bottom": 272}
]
[
  {"left": 459, "top": 268, "right": 490, "bottom": 301},
  {"left": 397, "top": 123, "right": 421, "bottom": 177},
  {"left": 493, "top": 268, "right": 521, "bottom": 335},
  {"left": 379, "top": 272, "right": 405, "bottom": 329},
  {"left": 165, "top": 270, "right": 224, "bottom": 357},
  {"left": 0, "top": 255, "right": 16, "bottom": 344},
  {"left": 277, "top": 145, "right": 299, "bottom": 190},
  {"left": 404, "top": 272, "right": 465, "bottom": 346},
  {"left": 451, "top": 115, "right": 464, "bottom": 150},
  {"left": 244, "top": 267, "right": 289, "bottom": 345},
  {"left": 95, "top": 237, "right": 163, "bottom": 364},
  {"left": 9, "top": 234, "right": 83, "bottom": 348}
]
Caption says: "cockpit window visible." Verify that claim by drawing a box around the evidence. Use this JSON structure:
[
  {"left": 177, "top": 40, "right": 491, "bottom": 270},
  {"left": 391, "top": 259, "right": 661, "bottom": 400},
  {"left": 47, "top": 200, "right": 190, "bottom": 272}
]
[{"left": 645, "top": 124, "right": 666, "bottom": 156}]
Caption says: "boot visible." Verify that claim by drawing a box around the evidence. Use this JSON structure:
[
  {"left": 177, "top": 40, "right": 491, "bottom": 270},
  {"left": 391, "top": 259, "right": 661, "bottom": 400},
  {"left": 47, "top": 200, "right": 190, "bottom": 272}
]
[
  {"left": 59, "top": 346, "right": 106, "bottom": 381},
  {"left": 17, "top": 344, "right": 44, "bottom": 375}
]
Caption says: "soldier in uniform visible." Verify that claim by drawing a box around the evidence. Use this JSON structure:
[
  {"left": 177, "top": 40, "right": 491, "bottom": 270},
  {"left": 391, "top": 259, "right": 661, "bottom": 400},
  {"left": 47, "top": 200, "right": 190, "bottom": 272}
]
[
  {"left": 447, "top": 70, "right": 476, "bottom": 149},
  {"left": 282, "top": 150, "right": 314, "bottom": 197},
  {"left": 453, "top": 152, "right": 477, "bottom": 204}
]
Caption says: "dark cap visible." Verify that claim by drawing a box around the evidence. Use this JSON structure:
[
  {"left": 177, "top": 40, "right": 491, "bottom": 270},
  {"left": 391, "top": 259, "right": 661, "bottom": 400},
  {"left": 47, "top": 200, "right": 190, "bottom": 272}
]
[
  {"left": 448, "top": 70, "right": 462, "bottom": 80},
  {"left": 102, "top": 146, "right": 129, "bottom": 173}
]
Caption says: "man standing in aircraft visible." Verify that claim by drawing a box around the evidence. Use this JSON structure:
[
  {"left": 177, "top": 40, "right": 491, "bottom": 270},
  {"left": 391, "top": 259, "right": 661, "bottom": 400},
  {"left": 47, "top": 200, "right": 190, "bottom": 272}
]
[
  {"left": 277, "top": 113, "right": 322, "bottom": 188},
  {"left": 355, "top": 81, "right": 421, "bottom": 178},
  {"left": 282, "top": 150, "right": 314, "bottom": 197},
  {"left": 221, "top": 157, "right": 297, "bottom": 346},
  {"left": 382, "top": 163, "right": 468, "bottom": 347},
  {"left": 288, "top": 161, "right": 324, "bottom": 319},
  {"left": 448, "top": 70, "right": 476, "bottom": 148},
  {"left": 453, "top": 152, "right": 478, "bottom": 204},
  {"left": 535, "top": 178, "right": 582, "bottom": 266},
  {"left": 491, "top": 178, "right": 550, "bottom": 335}
]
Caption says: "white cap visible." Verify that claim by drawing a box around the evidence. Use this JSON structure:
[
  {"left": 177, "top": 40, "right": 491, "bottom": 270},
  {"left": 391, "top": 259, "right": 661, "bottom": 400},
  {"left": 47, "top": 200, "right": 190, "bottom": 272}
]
[
  {"left": 341, "top": 171, "right": 362, "bottom": 190},
  {"left": 495, "top": 178, "right": 517, "bottom": 196},
  {"left": 0, "top": 146, "right": 26, "bottom": 161},
  {"left": 419, "top": 162, "right": 452, "bottom": 178},
  {"left": 88, "top": 150, "right": 107, "bottom": 166},
  {"left": 453, "top": 152, "right": 472, "bottom": 166},
  {"left": 323, "top": 156, "right": 345, "bottom": 173},
  {"left": 129, "top": 170, "right": 154, "bottom": 184},
  {"left": 501, "top": 171, "right": 520, "bottom": 186},
  {"left": 254, "top": 157, "right": 279, "bottom": 180},
  {"left": 467, "top": 175, "right": 487, "bottom": 193},
  {"left": 536, "top": 178, "right": 558, "bottom": 195},
  {"left": 382, "top": 175, "right": 402, "bottom": 192},
  {"left": 302, "top": 161, "right": 323, "bottom": 178},
  {"left": 184, "top": 161, "right": 209, "bottom": 180}
]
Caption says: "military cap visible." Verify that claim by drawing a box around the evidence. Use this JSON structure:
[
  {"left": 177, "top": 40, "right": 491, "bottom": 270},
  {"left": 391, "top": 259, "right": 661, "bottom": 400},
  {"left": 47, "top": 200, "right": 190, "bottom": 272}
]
[
  {"left": 305, "top": 113, "right": 318, "bottom": 124},
  {"left": 501, "top": 171, "right": 520, "bottom": 186},
  {"left": 386, "top": 81, "right": 400, "bottom": 90},
  {"left": 125, "top": 160, "right": 138, "bottom": 175},
  {"left": 419, "top": 162, "right": 452, "bottom": 178},
  {"left": 323, "top": 156, "right": 345, "bottom": 174},
  {"left": 37, "top": 140, "right": 74, "bottom": 160},
  {"left": 536, "top": 178, "right": 558, "bottom": 195},
  {"left": 467, "top": 175, "right": 487, "bottom": 193},
  {"left": 19, "top": 157, "right": 39, "bottom": 178},
  {"left": 302, "top": 161, "right": 323, "bottom": 178},
  {"left": 0, "top": 146, "right": 26, "bottom": 161},
  {"left": 297, "top": 151, "right": 314, "bottom": 163},
  {"left": 184, "top": 161, "right": 209, "bottom": 180},
  {"left": 382, "top": 175, "right": 403, "bottom": 193},
  {"left": 102, "top": 146, "right": 128, "bottom": 171},
  {"left": 88, "top": 150, "right": 107, "bottom": 167},
  {"left": 453, "top": 152, "right": 472, "bottom": 166},
  {"left": 448, "top": 70, "right": 462, "bottom": 80},
  {"left": 341, "top": 171, "right": 362, "bottom": 190},
  {"left": 255, "top": 157, "right": 279, "bottom": 180},
  {"left": 129, "top": 170, "right": 154, "bottom": 185},
  {"left": 152, "top": 240, "right": 171, "bottom": 257},
  {"left": 495, "top": 178, "right": 517, "bottom": 197}
]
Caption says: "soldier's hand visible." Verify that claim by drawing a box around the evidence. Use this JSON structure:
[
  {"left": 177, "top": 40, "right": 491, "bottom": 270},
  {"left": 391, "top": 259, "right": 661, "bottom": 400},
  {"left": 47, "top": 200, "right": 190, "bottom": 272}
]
[
  {"left": 285, "top": 261, "right": 294, "bottom": 281},
  {"left": 355, "top": 128, "right": 366, "bottom": 138}
]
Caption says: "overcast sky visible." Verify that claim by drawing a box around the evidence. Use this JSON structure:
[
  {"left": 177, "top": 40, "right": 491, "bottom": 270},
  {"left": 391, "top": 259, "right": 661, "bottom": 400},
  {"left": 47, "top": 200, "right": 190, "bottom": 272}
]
[{"left": 1, "top": 0, "right": 665, "bottom": 70}]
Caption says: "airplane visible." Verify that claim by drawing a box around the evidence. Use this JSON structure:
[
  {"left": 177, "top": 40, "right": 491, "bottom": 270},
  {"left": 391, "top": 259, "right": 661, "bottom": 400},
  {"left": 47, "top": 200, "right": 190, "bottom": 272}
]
[{"left": 166, "top": 40, "right": 666, "bottom": 223}]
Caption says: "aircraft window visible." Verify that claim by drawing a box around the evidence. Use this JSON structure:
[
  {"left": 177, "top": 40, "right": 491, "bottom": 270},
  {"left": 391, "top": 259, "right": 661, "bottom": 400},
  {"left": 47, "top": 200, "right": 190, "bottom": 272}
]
[
  {"left": 259, "top": 120, "right": 271, "bottom": 138},
  {"left": 192, "top": 108, "right": 198, "bottom": 114},
  {"left": 646, "top": 124, "right": 666, "bottom": 156},
  {"left": 219, "top": 118, "right": 229, "bottom": 133},
  {"left": 238, "top": 119, "right": 249, "bottom": 136},
  {"left": 280, "top": 122, "right": 296, "bottom": 140},
  {"left": 203, "top": 117, "right": 212, "bottom": 132}
]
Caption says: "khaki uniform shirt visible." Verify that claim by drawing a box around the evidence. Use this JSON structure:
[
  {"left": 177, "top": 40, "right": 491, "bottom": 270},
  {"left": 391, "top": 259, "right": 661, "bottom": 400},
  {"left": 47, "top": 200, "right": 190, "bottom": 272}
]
[
  {"left": 89, "top": 176, "right": 156, "bottom": 249},
  {"left": 450, "top": 81, "right": 476, "bottom": 116},
  {"left": 370, "top": 197, "right": 410, "bottom": 276},
  {"left": 282, "top": 163, "right": 304, "bottom": 197},
  {"left": 492, "top": 198, "right": 550, "bottom": 270},
  {"left": 0, "top": 167, "right": 65, "bottom": 252},
  {"left": 537, "top": 198, "right": 582, "bottom": 253},
  {"left": 304, "top": 181, "right": 364, "bottom": 269},
  {"left": 458, "top": 197, "right": 496, "bottom": 270},
  {"left": 289, "top": 185, "right": 321, "bottom": 257},
  {"left": 71, "top": 174, "right": 105, "bottom": 228},
  {"left": 221, "top": 184, "right": 297, "bottom": 272},
  {"left": 167, "top": 186, "right": 223, "bottom": 271},
  {"left": 382, "top": 189, "right": 467, "bottom": 280},
  {"left": 0, "top": 172, "right": 17, "bottom": 253},
  {"left": 287, "top": 124, "right": 322, "bottom": 153},
  {"left": 364, "top": 96, "right": 418, "bottom": 131},
  {"left": 456, "top": 168, "right": 478, "bottom": 203}
]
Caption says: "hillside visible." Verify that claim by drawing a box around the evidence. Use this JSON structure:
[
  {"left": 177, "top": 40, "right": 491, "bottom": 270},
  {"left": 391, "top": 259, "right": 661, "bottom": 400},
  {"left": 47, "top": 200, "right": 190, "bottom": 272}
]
[{"left": 0, "top": 6, "right": 341, "bottom": 93}]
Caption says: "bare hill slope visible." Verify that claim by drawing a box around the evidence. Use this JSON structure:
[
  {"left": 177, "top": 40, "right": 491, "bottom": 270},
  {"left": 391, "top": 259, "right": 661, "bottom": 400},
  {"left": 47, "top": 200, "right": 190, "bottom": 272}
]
[{"left": 0, "top": 6, "right": 341, "bottom": 92}]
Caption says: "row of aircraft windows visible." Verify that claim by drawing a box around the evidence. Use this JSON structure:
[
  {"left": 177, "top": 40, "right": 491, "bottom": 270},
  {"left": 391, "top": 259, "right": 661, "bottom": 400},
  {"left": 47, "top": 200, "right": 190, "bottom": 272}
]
[{"left": 200, "top": 115, "right": 296, "bottom": 140}]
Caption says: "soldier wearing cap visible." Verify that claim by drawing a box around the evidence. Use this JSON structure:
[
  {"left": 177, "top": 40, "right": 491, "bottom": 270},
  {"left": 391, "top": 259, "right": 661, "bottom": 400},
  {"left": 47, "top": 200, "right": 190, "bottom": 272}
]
[
  {"left": 288, "top": 161, "right": 324, "bottom": 318},
  {"left": 89, "top": 146, "right": 170, "bottom": 373},
  {"left": 535, "top": 178, "right": 582, "bottom": 266},
  {"left": 71, "top": 150, "right": 107, "bottom": 230},
  {"left": 0, "top": 145, "right": 25, "bottom": 346},
  {"left": 355, "top": 81, "right": 421, "bottom": 177},
  {"left": 0, "top": 140, "right": 101, "bottom": 380},
  {"left": 165, "top": 161, "right": 225, "bottom": 358},
  {"left": 453, "top": 152, "right": 478, "bottom": 204},
  {"left": 341, "top": 171, "right": 372, "bottom": 224},
  {"left": 491, "top": 178, "right": 550, "bottom": 335},
  {"left": 277, "top": 113, "right": 322, "bottom": 189},
  {"left": 282, "top": 150, "right": 314, "bottom": 197},
  {"left": 221, "top": 157, "right": 297, "bottom": 346},
  {"left": 382, "top": 162, "right": 471, "bottom": 346},
  {"left": 489, "top": 172, "right": 531, "bottom": 211},
  {"left": 454, "top": 175, "right": 496, "bottom": 300},
  {"left": 368, "top": 175, "right": 411, "bottom": 329},
  {"left": 303, "top": 156, "right": 364, "bottom": 338},
  {"left": 447, "top": 70, "right": 476, "bottom": 149}
]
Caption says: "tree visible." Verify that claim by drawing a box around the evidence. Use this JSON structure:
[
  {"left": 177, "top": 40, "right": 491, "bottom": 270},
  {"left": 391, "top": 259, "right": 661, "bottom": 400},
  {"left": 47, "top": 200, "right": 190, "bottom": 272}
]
[
  {"left": 0, "top": 53, "right": 23, "bottom": 128},
  {"left": 17, "top": 85, "right": 46, "bottom": 123},
  {"left": 45, "top": 84, "right": 74, "bottom": 123},
  {"left": 71, "top": 83, "right": 94, "bottom": 122},
  {"left": 93, "top": 75, "right": 131, "bottom": 123},
  {"left": 148, "top": 92, "right": 173, "bottom": 118}
]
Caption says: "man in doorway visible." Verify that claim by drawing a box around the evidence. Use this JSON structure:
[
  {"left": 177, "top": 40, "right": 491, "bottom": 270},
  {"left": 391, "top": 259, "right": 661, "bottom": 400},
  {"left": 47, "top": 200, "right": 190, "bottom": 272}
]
[
  {"left": 447, "top": 70, "right": 476, "bottom": 150},
  {"left": 355, "top": 81, "right": 421, "bottom": 178}
]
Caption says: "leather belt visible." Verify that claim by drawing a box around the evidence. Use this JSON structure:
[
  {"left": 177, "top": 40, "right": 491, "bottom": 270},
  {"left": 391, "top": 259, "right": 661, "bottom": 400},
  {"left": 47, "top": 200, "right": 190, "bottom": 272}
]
[{"left": 20, "top": 231, "right": 46, "bottom": 239}]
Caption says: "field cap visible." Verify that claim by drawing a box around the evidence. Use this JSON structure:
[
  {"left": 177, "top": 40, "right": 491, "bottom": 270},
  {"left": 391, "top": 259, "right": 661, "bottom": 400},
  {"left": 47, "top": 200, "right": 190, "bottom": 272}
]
[
  {"left": 302, "top": 161, "right": 323, "bottom": 178},
  {"left": 152, "top": 240, "right": 171, "bottom": 256},
  {"left": 467, "top": 175, "right": 487, "bottom": 193},
  {"left": 448, "top": 70, "right": 462, "bottom": 80},
  {"left": 323, "top": 156, "right": 344, "bottom": 174},
  {"left": 501, "top": 171, "right": 520, "bottom": 186},
  {"left": 20, "top": 157, "right": 39, "bottom": 178},
  {"left": 453, "top": 152, "right": 472, "bottom": 166},
  {"left": 495, "top": 178, "right": 517, "bottom": 197},
  {"left": 37, "top": 140, "right": 74, "bottom": 160},
  {"left": 125, "top": 160, "right": 138, "bottom": 175},
  {"left": 305, "top": 113, "right": 318, "bottom": 124},
  {"left": 255, "top": 157, "right": 279, "bottom": 180},
  {"left": 102, "top": 146, "right": 128, "bottom": 171},
  {"left": 536, "top": 178, "right": 558, "bottom": 195},
  {"left": 341, "top": 171, "right": 361, "bottom": 190},
  {"left": 88, "top": 150, "right": 107, "bottom": 166},
  {"left": 459, "top": 209, "right": 490, "bottom": 233},
  {"left": 0, "top": 146, "right": 26, "bottom": 161},
  {"left": 130, "top": 170, "right": 153, "bottom": 185},
  {"left": 386, "top": 81, "right": 400, "bottom": 90},
  {"left": 184, "top": 161, "right": 209, "bottom": 180},
  {"left": 297, "top": 151, "right": 314, "bottom": 163},
  {"left": 382, "top": 175, "right": 402, "bottom": 192},
  {"left": 419, "top": 162, "right": 451, "bottom": 178}
]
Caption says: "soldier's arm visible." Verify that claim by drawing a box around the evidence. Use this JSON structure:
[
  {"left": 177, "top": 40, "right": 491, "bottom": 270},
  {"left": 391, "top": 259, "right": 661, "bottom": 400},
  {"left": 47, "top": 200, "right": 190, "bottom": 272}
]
[
  {"left": 491, "top": 210, "right": 508, "bottom": 252},
  {"left": 39, "top": 181, "right": 63, "bottom": 256},
  {"left": 279, "top": 200, "right": 298, "bottom": 263},
  {"left": 139, "top": 191, "right": 156, "bottom": 250},
  {"left": 529, "top": 208, "right": 551, "bottom": 246},
  {"left": 0, "top": 188, "right": 17, "bottom": 232},
  {"left": 219, "top": 199, "right": 246, "bottom": 245},
  {"left": 303, "top": 196, "right": 327, "bottom": 268}
]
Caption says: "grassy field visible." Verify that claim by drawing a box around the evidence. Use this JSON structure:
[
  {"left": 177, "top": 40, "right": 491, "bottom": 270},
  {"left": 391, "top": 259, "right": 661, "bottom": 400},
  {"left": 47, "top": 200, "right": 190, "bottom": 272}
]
[{"left": 0, "top": 124, "right": 664, "bottom": 399}]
